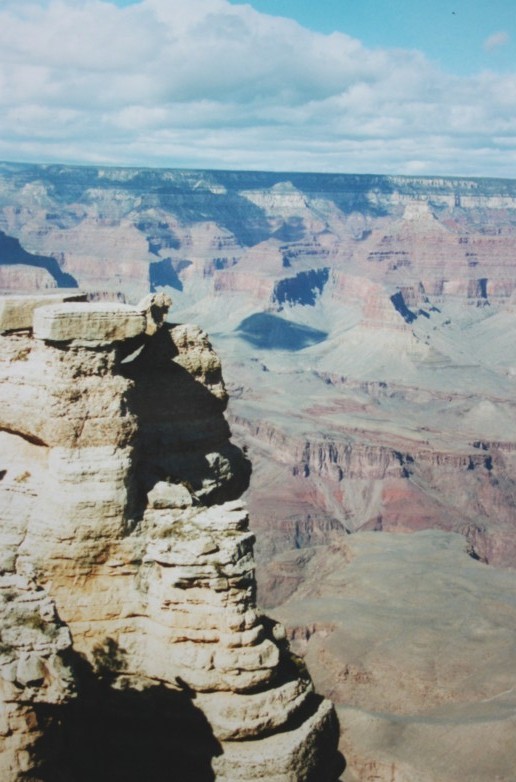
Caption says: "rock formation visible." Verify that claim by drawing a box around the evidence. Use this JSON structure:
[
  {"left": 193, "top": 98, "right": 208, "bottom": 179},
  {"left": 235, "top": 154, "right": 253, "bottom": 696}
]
[{"left": 0, "top": 293, "right": 342, "bottom": 781}]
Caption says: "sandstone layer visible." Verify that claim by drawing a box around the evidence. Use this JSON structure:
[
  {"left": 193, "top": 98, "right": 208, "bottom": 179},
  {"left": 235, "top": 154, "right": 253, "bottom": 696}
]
[{"left": 0, "top": 293, "right": 342, "bottom": 781}]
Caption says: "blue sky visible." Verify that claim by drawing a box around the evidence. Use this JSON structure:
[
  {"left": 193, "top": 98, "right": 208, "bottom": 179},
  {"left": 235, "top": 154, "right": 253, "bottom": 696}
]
[
  {"left": 112, "top": 0, "right": 516, "bottom": 75},
  {"left": 0, "top": 0, "right": 515, "bottom": 177},
  {"left": 226, "top": 0, "right": 516, "bottom": 75}
]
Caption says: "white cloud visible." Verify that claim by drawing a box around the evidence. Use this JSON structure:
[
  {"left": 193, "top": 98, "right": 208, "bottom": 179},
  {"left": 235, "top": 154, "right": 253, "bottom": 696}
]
[
  {"left": 0, "top": 0, "right": 515, "bottom": 176},
  {"left": 484, "top": 31, "right": 510, "bottom": 52}
]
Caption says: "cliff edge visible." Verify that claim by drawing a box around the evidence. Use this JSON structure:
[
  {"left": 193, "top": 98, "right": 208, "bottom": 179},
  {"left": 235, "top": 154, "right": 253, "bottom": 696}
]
[{"left": 0, "top": 293, "right": 342, "bottom": 781}]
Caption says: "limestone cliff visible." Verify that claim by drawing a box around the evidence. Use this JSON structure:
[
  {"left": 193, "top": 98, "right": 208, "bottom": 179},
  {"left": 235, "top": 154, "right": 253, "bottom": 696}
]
[{"left": 0, "top": 293, "right": 342, "bottom": 781}]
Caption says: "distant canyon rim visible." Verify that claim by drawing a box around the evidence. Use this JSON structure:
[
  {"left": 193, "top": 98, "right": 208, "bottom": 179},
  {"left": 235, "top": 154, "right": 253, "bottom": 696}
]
[{"left": 0, "top": 161, "right": 515, "bottom": 781}]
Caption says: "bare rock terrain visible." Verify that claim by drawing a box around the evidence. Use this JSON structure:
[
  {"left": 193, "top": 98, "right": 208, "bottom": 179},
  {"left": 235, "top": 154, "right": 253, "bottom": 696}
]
[{"left": 1, "top": 162, "right": 516, "bottom": 780}]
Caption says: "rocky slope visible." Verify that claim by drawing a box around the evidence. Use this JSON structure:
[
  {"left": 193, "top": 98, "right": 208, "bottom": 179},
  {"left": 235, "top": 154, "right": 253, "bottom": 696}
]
[{"left": 0, "top": 293, "right": 342, "bottom": 781}]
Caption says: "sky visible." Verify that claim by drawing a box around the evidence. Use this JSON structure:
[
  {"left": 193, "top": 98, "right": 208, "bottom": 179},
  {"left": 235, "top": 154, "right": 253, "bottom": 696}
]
[{"left": 0, "top": 0, "right": 515, "bottom": 177}]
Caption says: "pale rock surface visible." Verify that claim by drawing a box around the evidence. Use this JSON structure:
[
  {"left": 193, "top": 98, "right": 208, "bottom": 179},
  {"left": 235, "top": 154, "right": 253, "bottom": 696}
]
[
  {"left": 0, "top": 294, "right": 341, "bottom": 781},
  {"left": 0, "top": 573, "right": 75, "bottom": 781},
  {"left": 147, "top": 480, "right": 192, "bottom": 509},
  {"left": 33, "top": 301, "right": 146, "bottom": 345},
  {"left": 137, "top": 290, "right": 172, "bottom": 335}
]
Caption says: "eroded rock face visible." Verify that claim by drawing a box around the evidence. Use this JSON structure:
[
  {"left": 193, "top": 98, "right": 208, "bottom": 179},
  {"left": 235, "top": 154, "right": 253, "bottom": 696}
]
[
  {"left": 0, "top": 574, "right": 75, "bottom": 781},
  {"left": 0, "top": 294, "right": 341, "bottom": 781}
]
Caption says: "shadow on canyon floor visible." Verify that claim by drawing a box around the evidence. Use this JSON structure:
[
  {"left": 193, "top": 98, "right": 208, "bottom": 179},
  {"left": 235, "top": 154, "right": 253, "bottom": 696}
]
[{"left": 236, "top": 312, "right": 328, "bottom": 351}]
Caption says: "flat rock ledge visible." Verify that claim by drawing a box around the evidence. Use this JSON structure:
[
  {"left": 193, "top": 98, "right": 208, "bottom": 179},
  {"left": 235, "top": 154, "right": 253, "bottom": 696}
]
[{"left": 33, "top": 301, "right": 146, "bottom": 346}]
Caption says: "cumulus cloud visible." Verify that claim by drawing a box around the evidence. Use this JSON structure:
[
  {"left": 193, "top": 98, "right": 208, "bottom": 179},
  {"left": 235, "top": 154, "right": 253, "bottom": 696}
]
[
  {"left": 0, "top": 0, "right": 515, "bottom": 176},
  {"left": 484, "top": 31, "right": 510, "bottom": 52}
]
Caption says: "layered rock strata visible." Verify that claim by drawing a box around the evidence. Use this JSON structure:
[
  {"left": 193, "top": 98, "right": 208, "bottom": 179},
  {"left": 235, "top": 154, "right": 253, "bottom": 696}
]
[
  {"left": 0, "top": 573, "right": 75, "bottom": 781},
  {"left": 0, "top": 293, "right": 341, "bottom": 781}
]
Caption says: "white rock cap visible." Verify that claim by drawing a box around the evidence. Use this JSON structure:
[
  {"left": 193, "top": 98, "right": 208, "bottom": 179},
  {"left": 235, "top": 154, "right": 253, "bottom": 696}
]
[{"left": 33, "top": 302, "right": 146, "bottom": 345}]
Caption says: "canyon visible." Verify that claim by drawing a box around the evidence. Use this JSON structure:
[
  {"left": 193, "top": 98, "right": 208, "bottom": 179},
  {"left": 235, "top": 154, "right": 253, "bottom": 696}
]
[{"left": 1, "top": 162, "right": 516, "bottom": 780}]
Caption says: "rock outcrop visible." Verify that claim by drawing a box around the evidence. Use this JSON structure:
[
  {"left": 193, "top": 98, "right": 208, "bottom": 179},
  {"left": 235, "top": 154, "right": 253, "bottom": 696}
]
[{"left": 0, "top": 293, "right": 342, "bottom": 781}]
